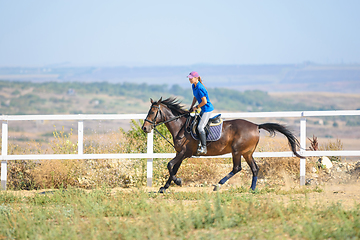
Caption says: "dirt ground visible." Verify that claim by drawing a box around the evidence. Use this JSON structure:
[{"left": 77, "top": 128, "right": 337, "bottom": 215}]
[
  {"left": 7, "top": 182, "right": 360, "bottom": 211},
  {"left": 139, "top": 183, "right": 360, "bottom": 211}
]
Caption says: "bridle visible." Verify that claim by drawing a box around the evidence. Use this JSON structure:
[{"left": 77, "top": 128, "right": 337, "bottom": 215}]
[
  {"left": 144, "top": 103, "right": 189, "bottom": 148},
  {"left": 145, "top": 104, "right": 189, "bottom": 128},
  {"left": 145, "top": 104, "right": 162, "bottom": 127}
]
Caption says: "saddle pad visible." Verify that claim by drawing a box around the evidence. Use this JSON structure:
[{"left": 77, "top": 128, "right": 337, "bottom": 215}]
[{"left": 191, "top": 121, "right": 223, "bottom": 142}]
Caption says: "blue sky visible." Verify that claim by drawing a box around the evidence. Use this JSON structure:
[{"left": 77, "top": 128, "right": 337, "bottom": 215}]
[{"left": 0, "top": 0, "right": 359, "bottom": 67}]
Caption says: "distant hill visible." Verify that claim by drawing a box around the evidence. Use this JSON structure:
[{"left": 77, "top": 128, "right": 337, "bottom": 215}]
[
  {"left": 1, "top": 63, "right": 359, "bottom": 93},
  {"left": 1, "top": 80, "right": 359, "bottom": 116}
]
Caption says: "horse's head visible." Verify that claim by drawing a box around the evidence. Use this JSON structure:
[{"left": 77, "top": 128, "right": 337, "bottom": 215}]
[{"left": 142, "top": 97, "right": 163, "bottom": 133}]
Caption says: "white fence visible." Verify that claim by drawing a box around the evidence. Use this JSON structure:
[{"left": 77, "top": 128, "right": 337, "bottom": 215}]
[{"left": 1, "top": 110, "right": 360, "bottom": 190}]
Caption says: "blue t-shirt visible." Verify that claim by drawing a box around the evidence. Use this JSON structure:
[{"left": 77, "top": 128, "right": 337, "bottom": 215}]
[{"left": 192, "top": 82, "right": 214, "bottom": 112}]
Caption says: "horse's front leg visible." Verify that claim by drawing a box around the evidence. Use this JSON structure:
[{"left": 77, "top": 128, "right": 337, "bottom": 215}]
[{"left": 159, "top": 153, "right": 185, "bottom": 193}]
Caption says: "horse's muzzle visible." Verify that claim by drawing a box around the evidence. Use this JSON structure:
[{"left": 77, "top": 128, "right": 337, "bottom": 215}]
[{"left": 141, "top": 125, "right": 152, "bottom": 133}]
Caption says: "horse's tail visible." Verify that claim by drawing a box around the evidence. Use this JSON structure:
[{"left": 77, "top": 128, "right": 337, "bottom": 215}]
[{"left": 258, "top": 123, "right": 304, "bottom": 158}]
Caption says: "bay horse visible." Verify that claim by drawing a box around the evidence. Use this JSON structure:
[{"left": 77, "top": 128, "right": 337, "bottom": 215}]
[{"left": 141, "top": 97, "right": 303, "bottom": 193}]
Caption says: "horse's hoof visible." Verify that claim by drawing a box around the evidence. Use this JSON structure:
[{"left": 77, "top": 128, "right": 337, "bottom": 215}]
[
  {"left": 174, "top": 178, "right": 182, "bottom": 186},
  {"left": 213, "top": 184, "right": 221, "bottom": 191},
  {"left": 158, "top": 187, "right": 166, "bottom": 193}
]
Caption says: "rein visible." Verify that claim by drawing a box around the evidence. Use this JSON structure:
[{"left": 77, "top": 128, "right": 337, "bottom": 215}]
[
  {"left": 155, "top": 114, "right": 187, "bottom": 127},
  {"left": 154, "top": 127, "right": 175, "bottom": 148}
]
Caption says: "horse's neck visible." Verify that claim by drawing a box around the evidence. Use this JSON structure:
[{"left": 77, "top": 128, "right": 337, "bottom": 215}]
[
  {"left": 164, "top": 117, "right": 186, "bottom": 139},
  {"left": 162, "top": 109, "right": 186, "bottom": 139}
]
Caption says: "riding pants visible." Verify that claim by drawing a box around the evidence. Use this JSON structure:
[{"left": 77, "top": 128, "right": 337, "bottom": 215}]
[{"left": 198, "top": 111, "right": 212, "bottom": 135}]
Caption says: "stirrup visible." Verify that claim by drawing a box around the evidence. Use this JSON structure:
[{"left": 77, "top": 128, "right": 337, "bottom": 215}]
[{"left": 197, "top": 145, "right": 207, "bottom": 154}]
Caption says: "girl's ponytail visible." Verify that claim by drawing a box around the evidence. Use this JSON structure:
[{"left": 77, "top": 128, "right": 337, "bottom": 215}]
[{"left": 198, "top": 76, "right": 206, "bottom": 89}]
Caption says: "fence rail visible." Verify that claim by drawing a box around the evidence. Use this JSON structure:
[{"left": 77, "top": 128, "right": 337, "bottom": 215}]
[{"left": 1, "top": 110, "right": 360, "bottom": 190}]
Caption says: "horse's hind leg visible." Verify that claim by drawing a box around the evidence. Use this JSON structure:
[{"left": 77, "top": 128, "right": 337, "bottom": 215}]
[
  {"left": 214, "top": 150, "right": 242, "bottom": 191},
  {"left": 243, "top": 151, "right": 259, "bottom": 190}
]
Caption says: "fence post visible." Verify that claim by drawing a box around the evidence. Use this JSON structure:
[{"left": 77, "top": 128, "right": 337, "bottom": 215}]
[
  {"left": 300, "top": 116, "right": 306, "bottom": 186},
  {"left": 1, "top": 121, "right": 8, "bottom": 190},
  {"left": 147, "top": 129, "right": 154, "bottom": 187},
  {"left": 78, "top": 121, "right": 84, "bottom": 155}
]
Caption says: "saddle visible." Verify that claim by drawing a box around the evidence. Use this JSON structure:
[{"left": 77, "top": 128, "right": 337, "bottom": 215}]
[{"left": 187, "top": 113, "right": 223, "bottom": 142}]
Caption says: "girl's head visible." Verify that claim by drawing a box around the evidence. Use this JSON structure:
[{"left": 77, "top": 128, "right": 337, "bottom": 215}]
[{"left": 187, "top": 71, "right": 203, "bottom": 85}]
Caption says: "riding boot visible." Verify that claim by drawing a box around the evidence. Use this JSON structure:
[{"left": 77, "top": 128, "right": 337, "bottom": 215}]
[{"left": 197, "top": 131, "right": 207, "bottom": 154}]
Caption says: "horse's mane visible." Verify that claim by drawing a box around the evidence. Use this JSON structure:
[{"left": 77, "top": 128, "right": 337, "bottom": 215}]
[{"left": 157, "top": 97, "right": 187, "bottom": 116}]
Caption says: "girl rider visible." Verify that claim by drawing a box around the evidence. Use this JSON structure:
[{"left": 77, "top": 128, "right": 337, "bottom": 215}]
[{"left": 187, "top": 71, "right": 214, "bottom": 154}]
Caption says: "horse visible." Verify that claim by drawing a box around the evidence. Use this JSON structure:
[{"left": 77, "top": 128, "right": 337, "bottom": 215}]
[{"left": 141, "top": 97, "right": 303, "bottom": 193}]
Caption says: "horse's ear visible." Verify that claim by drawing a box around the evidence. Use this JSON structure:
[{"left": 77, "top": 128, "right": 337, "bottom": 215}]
[
  {"left": 158, "top": 97, "right": 162, "bottom": 102},
  {"left": 150, "top": 98, "right": 154, "bottom": 104}
]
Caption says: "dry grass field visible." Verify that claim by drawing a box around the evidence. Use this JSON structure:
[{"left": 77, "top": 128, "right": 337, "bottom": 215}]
[
  {"left": 1, "top": 108, "right": 360, "bottom": 239},
  {"left": 1, "top": 181, "right": 360, "bottom": 239}
]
